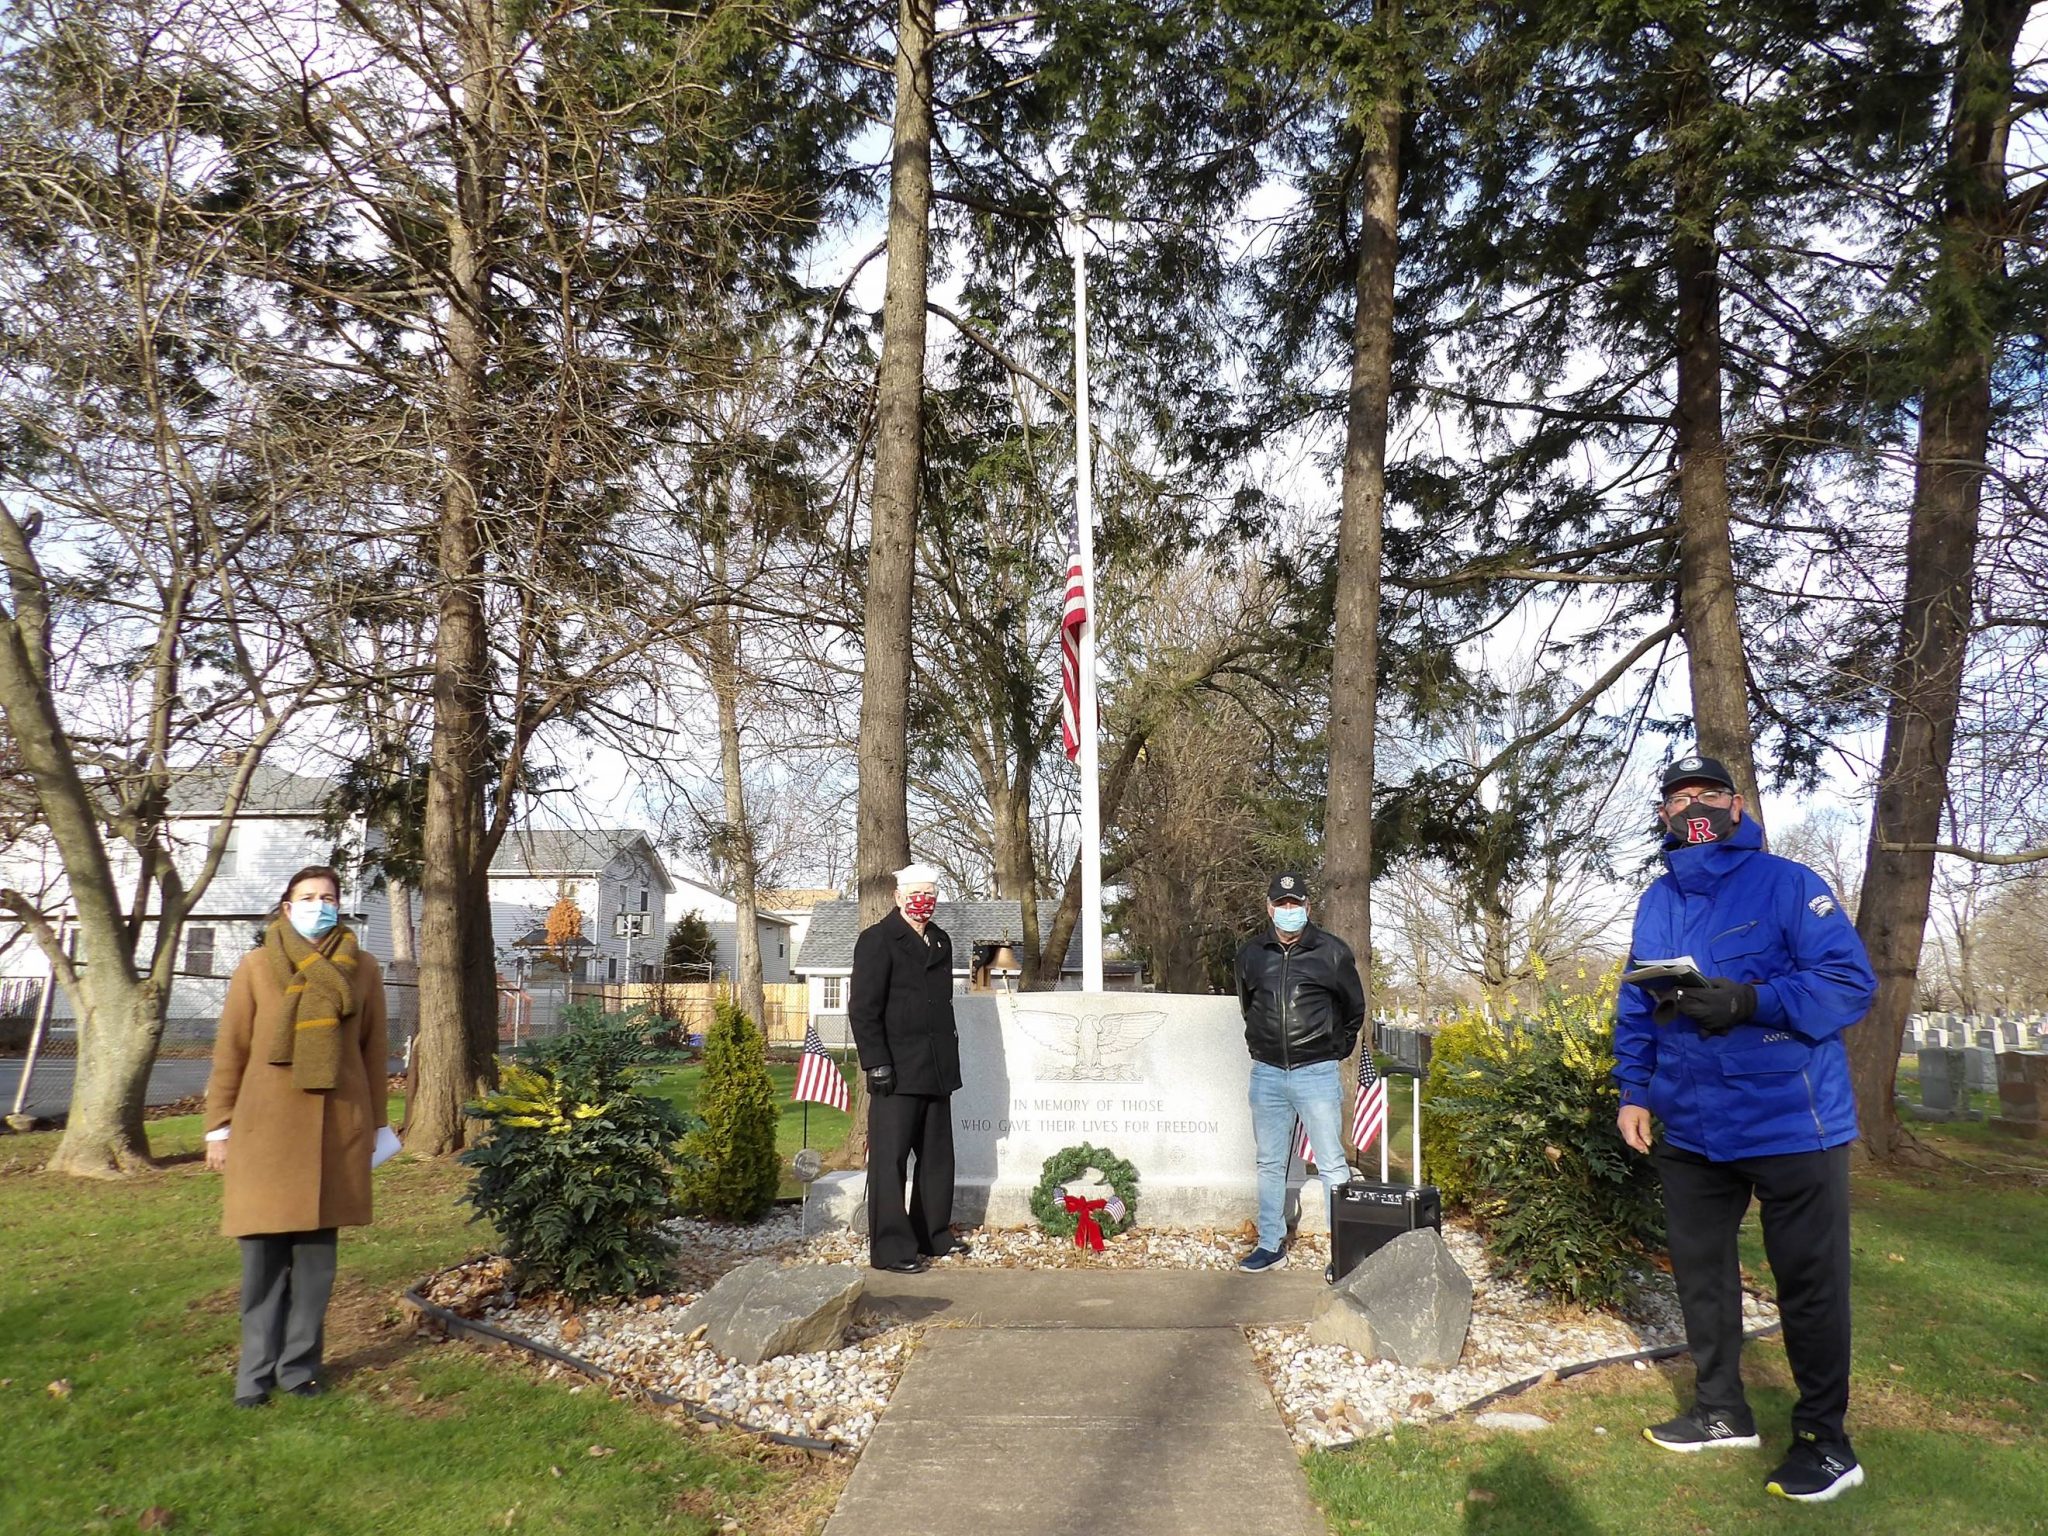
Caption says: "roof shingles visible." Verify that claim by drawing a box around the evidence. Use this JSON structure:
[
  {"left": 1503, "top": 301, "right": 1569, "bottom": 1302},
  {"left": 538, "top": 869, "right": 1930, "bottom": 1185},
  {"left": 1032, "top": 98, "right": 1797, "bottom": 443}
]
[{"left": 793, "top": 899, "right": 1082, "bottom": 973}]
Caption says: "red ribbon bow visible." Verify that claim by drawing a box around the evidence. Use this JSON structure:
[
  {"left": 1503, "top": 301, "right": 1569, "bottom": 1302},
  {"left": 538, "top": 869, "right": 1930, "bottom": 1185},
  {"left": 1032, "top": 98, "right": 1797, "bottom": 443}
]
[{"left": 1063, "top": 1193, "right": 1108, "bottom": 1251}]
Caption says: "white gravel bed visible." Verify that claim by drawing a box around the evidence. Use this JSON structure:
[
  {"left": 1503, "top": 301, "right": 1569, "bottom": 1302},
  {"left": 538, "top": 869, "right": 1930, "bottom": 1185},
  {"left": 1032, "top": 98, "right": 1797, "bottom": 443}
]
[
  {"left": 419, "top": 1210, "right": 1779, "bottom": 1457},
  {"left": 791, "top": 1219, "right": 1312, "bottom": 1271},
  {"left": 1249, "top": 1224, "right": 1781, "bottom": 1449},
  {"left": 491, "top": 1292, "right": 908, "bottom": 1449}
]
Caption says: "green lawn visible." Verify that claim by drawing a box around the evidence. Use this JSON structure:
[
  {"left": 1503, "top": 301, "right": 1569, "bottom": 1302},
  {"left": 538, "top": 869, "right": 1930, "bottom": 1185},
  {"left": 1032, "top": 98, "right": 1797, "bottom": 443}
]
[
  {"left": 6, "top": 1075, "right": 2041, "bottom": 1536},
  {"left": 1307, "top": 1117, "right": 2048, "bottom": 1535},
  {"left": 0, "top": 1107, "right": 842, "bottom": 1536},
  {"left": 650, "top": 1060, "right": 855, "bottom": 1198}
]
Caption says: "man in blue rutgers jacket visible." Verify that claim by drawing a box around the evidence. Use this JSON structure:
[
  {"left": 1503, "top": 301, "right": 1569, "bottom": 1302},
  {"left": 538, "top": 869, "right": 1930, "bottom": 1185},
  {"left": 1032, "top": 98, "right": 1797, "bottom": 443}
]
[{"left": 1614, "top": 754, "right": 1876, "bottom": 1505}]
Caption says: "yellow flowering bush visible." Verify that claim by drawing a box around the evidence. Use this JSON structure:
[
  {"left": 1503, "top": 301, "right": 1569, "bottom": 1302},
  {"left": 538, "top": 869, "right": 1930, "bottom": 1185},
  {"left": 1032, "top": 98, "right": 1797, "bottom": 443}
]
[{"left": 1423, "top": 968, "right": 1666, "bottom": 1307}]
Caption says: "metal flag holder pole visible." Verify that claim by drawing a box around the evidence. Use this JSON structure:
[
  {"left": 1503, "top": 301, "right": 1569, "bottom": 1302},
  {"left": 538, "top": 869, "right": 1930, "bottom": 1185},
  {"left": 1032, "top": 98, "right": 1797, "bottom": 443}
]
[{"left": 1070, "top": 211, "right": 1103, "bottom": 994}]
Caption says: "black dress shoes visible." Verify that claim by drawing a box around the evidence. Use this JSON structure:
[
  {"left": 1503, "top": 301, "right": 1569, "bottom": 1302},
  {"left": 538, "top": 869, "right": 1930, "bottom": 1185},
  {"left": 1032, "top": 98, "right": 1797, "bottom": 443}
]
[
  {"left": 234, "top": 1391, "right": 270, "bottom": 1409},
  {"left": 285, "top": 1381, "right": 325, "bottom": 1398},
  {"left": 923, "top": 1237, "right": 972, "bottom": 1259},
  {"left": 871, "top": 1257, "right": 928, "bottom": 1274}
]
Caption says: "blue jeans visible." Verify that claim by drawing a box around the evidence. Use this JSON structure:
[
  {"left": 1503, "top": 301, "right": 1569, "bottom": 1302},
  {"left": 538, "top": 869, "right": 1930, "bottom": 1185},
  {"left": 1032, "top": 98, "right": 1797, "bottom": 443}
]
[{"left": 1249, "top": 1058, "right": 1347, "bottom": 1253}]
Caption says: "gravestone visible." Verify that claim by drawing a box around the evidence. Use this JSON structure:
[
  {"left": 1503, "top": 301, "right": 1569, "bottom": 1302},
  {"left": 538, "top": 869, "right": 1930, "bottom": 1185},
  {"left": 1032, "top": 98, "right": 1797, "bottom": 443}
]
[
  {"left": 1965, "top": 1045, "right": 1998, "bottom": 1094},
  {"left": 944, "top": 993, "right": 1287, "bottom": 1228},
  {"left": 1913, "top": 1048, "right": 1964, "bottom": 1121},
  {"left": 1991, "top": 1052, "right": 2048, "bottom": 1141}
]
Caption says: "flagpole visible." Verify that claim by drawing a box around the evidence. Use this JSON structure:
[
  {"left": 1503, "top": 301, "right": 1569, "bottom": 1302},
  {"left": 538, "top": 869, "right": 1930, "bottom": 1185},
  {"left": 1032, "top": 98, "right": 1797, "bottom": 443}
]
[{"left": 1072, "top": 214, "right": 1104, "bottom": 994}]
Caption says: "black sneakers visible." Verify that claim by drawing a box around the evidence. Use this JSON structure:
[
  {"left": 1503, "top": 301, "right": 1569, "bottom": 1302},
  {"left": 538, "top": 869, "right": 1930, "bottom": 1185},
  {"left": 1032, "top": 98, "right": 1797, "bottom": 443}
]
[
  {"left": 1765, "top": 1436, "right": 1865, "bottom": 1502},
  {"left": 1643, "top": 1407, "right": 1762, "bottom": 1452}
]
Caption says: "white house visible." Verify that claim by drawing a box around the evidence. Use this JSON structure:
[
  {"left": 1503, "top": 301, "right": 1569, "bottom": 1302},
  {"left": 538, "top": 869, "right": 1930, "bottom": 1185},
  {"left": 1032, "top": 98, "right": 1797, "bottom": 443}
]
[
  {"left": 0, "top": 765, "right": 369, "bottom": 1047},
  {"left": 663, "top": 872, "right": 794, "bottom": 985},
  {"left": 793, "top": 899, "right": 1147, "bottom": 1041},
  {"left": 485, "top": 828, "right": 673, "bottom": 985}
]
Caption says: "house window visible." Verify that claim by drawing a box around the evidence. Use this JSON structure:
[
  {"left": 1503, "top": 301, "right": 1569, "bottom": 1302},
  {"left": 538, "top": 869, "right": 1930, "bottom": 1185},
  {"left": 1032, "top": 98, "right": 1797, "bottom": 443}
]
[
  {"left": 639, "top": 888, "right": 648, "bottom": 912},
  {"left": 185, "top": 926, "right": 216, "bottom": 977},
  {"left": 822, "top": 975, "right": 842, "bottom": 1010},
  {"left": 217, "top": 827, "right": 239, "bottom": 879},
  {"left": 607, "top": 956, "right": 618, "bottom": 982},
  {"left": 778, "top": 942, "right": 784, "bottom": 959}
]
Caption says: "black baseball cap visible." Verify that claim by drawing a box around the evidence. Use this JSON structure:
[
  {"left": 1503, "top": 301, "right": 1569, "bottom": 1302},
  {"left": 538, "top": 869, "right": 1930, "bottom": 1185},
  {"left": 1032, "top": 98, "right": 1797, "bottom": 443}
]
[
  {"left": 1267, "top": 871, "right": 1309, "bottom": 903},
  {"left": 1659, "top": 754, "right": 1737, "bottom": 795}
]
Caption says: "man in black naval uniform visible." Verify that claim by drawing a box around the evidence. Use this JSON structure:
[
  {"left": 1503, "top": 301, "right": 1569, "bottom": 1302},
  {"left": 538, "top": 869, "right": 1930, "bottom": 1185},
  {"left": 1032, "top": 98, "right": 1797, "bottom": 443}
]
[{"left": 848, "top": 863, "right": 969, "bottom": 1273}]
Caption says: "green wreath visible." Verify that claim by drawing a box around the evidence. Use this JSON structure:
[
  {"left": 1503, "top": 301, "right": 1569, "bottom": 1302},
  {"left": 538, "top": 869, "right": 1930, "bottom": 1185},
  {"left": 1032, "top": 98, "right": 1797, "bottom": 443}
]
[{"left": 1029, "top": 1143, "right": 1141, "bottom": 1241}]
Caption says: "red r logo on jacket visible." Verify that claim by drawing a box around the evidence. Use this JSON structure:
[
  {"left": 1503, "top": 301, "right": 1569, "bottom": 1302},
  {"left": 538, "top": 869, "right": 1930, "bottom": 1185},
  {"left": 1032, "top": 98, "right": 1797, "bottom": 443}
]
[{"left": 1686, "top": 816, "right": 1715, "bottom": 843}]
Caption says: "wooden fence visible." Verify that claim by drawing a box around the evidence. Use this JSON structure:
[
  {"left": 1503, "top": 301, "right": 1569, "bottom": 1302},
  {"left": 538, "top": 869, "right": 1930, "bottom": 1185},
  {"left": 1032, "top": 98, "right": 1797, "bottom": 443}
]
[{"left": 497, "top": 979, "right": 811, "bottom": 1048}]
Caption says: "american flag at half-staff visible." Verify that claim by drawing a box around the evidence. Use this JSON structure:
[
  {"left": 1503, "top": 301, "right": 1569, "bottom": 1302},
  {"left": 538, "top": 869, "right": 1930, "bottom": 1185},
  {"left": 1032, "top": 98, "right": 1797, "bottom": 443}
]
[
  {"left": 1060, "top": 539, "right": 1088, "bottom": 762},
  {"left": 1350, "top": 1046, "right": 1387, "bottom": 1153},
  {"left": 792, "top": 1019, "right": 850, "bottom": 1112}
]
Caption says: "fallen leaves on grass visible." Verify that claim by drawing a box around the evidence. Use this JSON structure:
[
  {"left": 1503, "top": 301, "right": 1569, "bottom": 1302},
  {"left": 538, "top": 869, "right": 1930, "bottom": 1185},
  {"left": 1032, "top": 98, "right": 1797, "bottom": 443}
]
[
  {"left": 138, "top": 1508, "right": 176, "bottom": 1531},
  {"left": 46, "top": 1378, "right": 71, "bottom": 1398}
]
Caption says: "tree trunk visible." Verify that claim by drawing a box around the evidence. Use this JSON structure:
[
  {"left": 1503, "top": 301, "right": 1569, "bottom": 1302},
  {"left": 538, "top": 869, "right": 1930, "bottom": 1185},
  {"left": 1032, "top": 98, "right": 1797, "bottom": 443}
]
[
  {"left": 0, "top": 513, "right": 163, "bottom": 1173},
  {"left": 407, "top": 0, "right": 506, "bottom": 1156},
  {"left": 46, "top": 974, "right": 164, "bottom": 1175},
  {"left": 839, "top": 0, "right": 936, "bottom": 1168},
  {"left": 1850, "top": 0, "right": 2025, "bottom": 1161},
  {"left": 387, "top": 877, "right": 417, "bottom": 967},
  {"left": 1667, "top": 29, "right": 1761, "bottom": 819},
  {"left": 853, "top": 0, "right": 935, "bottom": 932},
  {"left": 710, "top": 595, "right": 767, "bottom": 1031},
  {"left": 989, "top": 773, "right": 1042, "bottom": 982},
  {"left": 1327, "top": 78, "right": 1400, "bottom": 1157},
  {"left": 1323, "top": 94, "right": 1398, "bottom": 958}
]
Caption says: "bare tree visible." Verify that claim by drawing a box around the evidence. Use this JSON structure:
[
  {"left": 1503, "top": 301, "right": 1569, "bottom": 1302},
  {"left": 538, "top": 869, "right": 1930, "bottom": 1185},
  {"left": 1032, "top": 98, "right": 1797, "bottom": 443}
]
[{"left": 0, "top": 6, "right": 332, "bottom": 1172}]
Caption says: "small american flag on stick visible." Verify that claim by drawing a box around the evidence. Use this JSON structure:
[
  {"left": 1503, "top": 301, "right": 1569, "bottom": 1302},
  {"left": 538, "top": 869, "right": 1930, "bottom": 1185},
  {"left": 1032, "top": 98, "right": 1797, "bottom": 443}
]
[
  {"left": 792, "top": 1019, "right": 849, "bottom": 1112},
  {"left": 1059, "top": 540, "right": 1088, "bottom": 761},
  {"left": 1292, "top": 1119, "right": 1317, "bottom": 1169},
  {"left": 1350, "top": 1045, "right": 1387, "bottom": 1154}
]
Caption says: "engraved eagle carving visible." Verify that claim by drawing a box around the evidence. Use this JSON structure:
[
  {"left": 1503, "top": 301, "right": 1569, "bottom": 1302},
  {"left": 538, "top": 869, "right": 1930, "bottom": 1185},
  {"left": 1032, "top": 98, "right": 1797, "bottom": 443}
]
[{"left": 1015, "top": 1009, "right": 1167, "bottom": 1081}]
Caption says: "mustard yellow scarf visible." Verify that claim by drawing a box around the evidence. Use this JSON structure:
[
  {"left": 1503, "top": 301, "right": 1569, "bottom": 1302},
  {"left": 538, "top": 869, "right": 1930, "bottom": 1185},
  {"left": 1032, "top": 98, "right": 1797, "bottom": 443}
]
[{"left": 263, "top": 918, "right": 359, "bottom": 1091}]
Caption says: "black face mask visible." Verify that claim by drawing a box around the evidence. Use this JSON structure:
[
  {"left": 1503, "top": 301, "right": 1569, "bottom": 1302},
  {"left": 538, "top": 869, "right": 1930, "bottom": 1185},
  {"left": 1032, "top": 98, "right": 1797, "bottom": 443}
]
[{"left": 1665, "top": 802, "right": 1737, "bottom": 846}]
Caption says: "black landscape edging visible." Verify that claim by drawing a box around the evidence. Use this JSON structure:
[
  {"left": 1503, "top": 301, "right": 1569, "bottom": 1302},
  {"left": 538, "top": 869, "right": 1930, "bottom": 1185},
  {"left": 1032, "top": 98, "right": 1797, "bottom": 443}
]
[
  {"left": 1315, "top": 1316, "right": 1786, "bottom": 1454},
  {"left": 403, "top": 1266, "right": 849, "bottom": 1457}
]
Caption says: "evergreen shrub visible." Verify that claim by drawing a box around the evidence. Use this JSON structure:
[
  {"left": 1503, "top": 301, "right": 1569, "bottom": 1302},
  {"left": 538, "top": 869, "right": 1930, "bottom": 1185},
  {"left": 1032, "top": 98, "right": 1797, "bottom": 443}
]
[
  {"left": 674, "top": 999, "right": 781, "bottom": 1221},
  {"left": 1425, "top": 967, "right": 1666, "bottom": 1307},
  {"left": 461, "top": 1005, "right": 695, "bottom": 1301}
]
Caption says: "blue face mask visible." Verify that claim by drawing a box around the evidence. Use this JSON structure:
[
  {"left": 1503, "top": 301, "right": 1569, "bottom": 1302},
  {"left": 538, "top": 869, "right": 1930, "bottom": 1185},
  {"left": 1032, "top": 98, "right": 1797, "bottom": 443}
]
[
  {"left": 1272, "top": 904, "right": 1308, "bottom": 935},
  {"left": 289, "top": 899, "right": 340, "bottom": 940}
]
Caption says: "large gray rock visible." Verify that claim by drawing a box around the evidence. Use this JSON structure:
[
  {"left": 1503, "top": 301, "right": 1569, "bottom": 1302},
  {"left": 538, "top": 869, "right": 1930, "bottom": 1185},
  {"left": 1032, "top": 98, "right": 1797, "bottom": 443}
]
[
  {"left": 1330, "top": 1228, "right": 1472, "bottom": 1368},
  {"left": 679, "top": 1259, "right": 865, "bottom": 1365},
  {"left": 804, "top": 1169, "right": 868, "bottom": 1231},
  {"left": 1306, "top": 1289, "right": 1381, "bottom": 1357}
]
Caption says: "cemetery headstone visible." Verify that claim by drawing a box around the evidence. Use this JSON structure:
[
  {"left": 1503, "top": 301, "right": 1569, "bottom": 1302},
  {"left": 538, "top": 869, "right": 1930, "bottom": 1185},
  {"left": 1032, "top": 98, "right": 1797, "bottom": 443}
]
[
  {"left": 1913, "top": 1049, "right": 1966, "bottom": 1122},
  {"left": 1965, "top": 1045, "right": 1998, "bottom": 1094},
  {"left": 1991, "top": 1052, "right": 2048, "bottom": 1141}
]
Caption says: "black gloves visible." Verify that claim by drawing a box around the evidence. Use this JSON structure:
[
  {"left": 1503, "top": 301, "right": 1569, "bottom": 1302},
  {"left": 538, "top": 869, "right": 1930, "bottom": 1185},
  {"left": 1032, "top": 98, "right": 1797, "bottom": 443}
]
[
  {"left": 866, "top": 1064, "right": 895, "bottom": 1097},
  {"left": 1653, "top": 977, "right": 1757, "bottom": 1035}
]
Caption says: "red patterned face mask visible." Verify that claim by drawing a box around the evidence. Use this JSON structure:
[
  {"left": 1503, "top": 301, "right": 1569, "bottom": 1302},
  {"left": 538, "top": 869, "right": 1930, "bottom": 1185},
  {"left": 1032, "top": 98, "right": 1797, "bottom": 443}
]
[{"left": 903, "top": 891, "right": 938, "bottom": 922}]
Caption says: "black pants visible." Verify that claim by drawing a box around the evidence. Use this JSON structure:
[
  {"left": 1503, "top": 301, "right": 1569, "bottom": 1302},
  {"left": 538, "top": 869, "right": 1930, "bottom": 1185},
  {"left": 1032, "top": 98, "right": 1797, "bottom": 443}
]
[
  {"left": 236, "top": 1228, "right": 338, "bottom": 1397},
  {"left": 867, "top": 1092, "right": 955, "bottom": 1266},
  {"left": 1656, "top": 1143, "right": 1852, "bottom": 1446}
]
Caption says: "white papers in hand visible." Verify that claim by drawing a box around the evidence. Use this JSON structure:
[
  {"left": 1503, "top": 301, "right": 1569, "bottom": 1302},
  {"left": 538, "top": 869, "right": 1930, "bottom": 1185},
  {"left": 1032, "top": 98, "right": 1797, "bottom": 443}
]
[
  {"left": 1620, "top": 956, "right": 1709, "bottom": 990},
  {"left": 371, "top": 1125, "right": 402, "bottom": 1169}
]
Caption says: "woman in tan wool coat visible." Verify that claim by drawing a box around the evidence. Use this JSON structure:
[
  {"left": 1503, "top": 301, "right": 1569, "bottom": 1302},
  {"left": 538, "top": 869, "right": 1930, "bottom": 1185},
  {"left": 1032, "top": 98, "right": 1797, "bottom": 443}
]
[{"left": 203, "top": 865, "right": 390, "bottom": 1407}]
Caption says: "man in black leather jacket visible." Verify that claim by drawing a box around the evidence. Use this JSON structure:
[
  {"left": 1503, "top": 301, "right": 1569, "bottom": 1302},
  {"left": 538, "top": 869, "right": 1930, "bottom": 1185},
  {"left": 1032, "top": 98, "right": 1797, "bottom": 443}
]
[{"left": 1232, "top": 871, "right": 1367, "bottom": 1273}]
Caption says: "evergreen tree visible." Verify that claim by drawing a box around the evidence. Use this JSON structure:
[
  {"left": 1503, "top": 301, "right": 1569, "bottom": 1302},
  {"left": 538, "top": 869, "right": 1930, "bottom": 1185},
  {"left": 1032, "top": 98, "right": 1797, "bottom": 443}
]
[
  {"left": 665, "top": 911, "right": 718, "bottom": 981},
  {"left": 676, "top": 1001, "right": 781, "bottom": 1222}
]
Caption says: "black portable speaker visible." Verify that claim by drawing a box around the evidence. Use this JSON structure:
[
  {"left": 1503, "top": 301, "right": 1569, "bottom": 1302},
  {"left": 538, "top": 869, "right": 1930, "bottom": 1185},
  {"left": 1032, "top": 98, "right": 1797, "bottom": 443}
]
[
  {"left": 1330, "top": 1180, "right": 1443, "bottom": 1278},
  {"left": 1328, "top": 1070, "right": 1441, "bottom": 1282}
]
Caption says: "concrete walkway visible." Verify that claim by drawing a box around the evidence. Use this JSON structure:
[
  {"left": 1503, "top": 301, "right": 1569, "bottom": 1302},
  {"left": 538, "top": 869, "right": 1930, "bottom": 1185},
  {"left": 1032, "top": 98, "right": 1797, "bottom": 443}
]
[{"left": 825, "top": 1271, "right": 1326, "bottom": 1536}]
